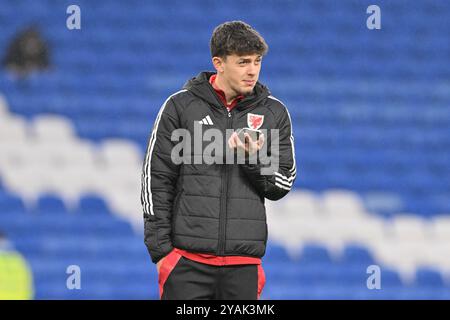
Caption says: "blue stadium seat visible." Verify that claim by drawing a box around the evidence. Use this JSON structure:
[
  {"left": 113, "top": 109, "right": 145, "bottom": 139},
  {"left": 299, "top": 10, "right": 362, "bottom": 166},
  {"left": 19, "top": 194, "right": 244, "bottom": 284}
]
[
  {"left": 415, "top": 268, "right": 445, "bottom": 288},
  {"left": 341, "top": 245, "right": 375, "bottom": 265},
  {"left": 264, "top": 243, "right": 292, "bottom": 263},
  {"left": 77, "top": 195, "right": 110, "bottom": 216},
  {"left": 379, "top": 269, "right": 403, "bottom": 288},
  {"left": 298, "top": 244, "right": 333, "bottom": 265},
  {"left": 34, "top": 194, "right": 67, "bottom": 215},
  {"left": 0, "top": 192, "right": 25, "bottom": 214}
]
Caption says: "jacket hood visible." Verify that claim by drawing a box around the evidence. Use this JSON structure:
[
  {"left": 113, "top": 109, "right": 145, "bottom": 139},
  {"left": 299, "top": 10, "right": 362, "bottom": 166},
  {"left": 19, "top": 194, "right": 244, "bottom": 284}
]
[{"left": 183, "top": 71, "right": 271, "bottom": 111}]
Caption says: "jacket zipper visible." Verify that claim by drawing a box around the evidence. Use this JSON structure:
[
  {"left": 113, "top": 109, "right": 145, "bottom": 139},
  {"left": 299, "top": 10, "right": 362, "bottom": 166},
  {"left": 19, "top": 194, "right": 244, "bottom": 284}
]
[
  {"left": 218, "top": 109, "right": 232, "bottom": 255},
  {"left": 204, "top": 79, "right": 267, "bottom": 255}
]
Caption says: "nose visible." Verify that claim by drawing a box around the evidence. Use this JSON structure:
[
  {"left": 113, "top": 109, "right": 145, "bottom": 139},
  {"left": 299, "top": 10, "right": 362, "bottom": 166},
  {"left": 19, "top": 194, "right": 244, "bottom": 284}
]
[{"left": 247, "top": 64, "right": 257, "bottom": 77}]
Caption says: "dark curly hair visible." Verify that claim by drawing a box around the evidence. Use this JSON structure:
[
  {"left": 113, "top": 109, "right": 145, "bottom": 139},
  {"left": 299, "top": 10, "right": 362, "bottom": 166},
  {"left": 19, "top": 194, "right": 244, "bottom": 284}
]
[{"left": 210, "top": 21, "right": 268, "bottom": 59}]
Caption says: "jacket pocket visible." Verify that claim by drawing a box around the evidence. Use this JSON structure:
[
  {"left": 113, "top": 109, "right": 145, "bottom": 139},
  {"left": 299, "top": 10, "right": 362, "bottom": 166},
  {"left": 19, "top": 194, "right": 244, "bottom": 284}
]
[{"left": 173, "top": 191, "right": 183, "bottom": 215}]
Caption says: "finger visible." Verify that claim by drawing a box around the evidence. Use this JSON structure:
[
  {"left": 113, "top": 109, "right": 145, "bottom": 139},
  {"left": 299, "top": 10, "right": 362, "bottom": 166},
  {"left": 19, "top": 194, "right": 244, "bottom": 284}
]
[
  {"left": 258, "top": 133, "right": 265, "bottom": 147},
  {"left": 229, "top": 135, "right": 236, "bottom": 148},
  {"left": 247, "top": 133, "right": 260, "bottom": 148},
  {"left": 234, "top": 132, "right": 241, "bottom": 143},
  {"left": 228, "top": 137, "right": 233, "bottom": 149},
  {"left": 235, "top": 134, "right": 246, "bottom": 149},
  {"left": 244, "top": 133, "right": 254, "bottom": 149},
  {"left": 243, "top": 133, "right": 248, "bottom": 147},
  {"left": 234, "top": 132, "right": 240, "bottom": 144},
  {"left": 244, "top": 133, "right": 254, "bottom": 143}
]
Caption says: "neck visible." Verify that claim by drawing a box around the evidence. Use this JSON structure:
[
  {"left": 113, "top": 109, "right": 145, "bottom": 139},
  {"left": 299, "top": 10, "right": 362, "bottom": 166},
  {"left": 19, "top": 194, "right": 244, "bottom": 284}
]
[{"left": 214, "top": 74, "right": 239, "bottom": 105}]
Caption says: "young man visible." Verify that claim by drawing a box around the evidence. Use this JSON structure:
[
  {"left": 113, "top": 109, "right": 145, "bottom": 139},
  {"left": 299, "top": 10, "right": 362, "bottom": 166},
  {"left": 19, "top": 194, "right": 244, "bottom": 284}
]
[{"left": 141, "top": 21, "right": 296, "bottom": 300}]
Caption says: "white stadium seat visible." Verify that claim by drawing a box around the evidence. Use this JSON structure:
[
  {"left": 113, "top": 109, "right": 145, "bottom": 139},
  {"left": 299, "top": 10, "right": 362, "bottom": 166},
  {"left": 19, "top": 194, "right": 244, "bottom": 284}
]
[
  {"left": 30, "top": 115, "right": 76, "bottom": 142},
  {"left": 0, "top": 140, "right": 30, "bottom": 168},
  {"left": 98, "top": 139, "right": 143, "bottom": 166},
  {"left": 321, "top": 189, "right": 366, "bottom": 219},
  {"left": 386, "top": 214, "right": 432, "bottom": 243},
  {"left": 372, "top": 240, "right": 431, "bottom": 284},
  {"left": 0, "top": 116, "right": 29, "bottom": 142},
  {"left": 107, "top": 191, "right": 143, "bottom": 227},
  {"left": 282, "top": 190, "right": 322, "bottom": 220},
  {"left": 325, "top": 215, "right": 387, "bottom": 246},
  {"left": 1, "top": 165, "right": 47, "bottom": 205},
  {"left": 47, "top": 165, "right": 100, "bottom": 205},
  {"left": 430, "top": 215, "right": 450, "bottom": 242}
]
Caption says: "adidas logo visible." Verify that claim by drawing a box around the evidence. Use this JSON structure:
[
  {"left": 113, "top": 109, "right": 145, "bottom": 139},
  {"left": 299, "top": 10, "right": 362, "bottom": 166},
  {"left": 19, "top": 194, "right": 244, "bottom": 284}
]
[{"left": 198, "top": 115, "right": 214, "bottom": 125}]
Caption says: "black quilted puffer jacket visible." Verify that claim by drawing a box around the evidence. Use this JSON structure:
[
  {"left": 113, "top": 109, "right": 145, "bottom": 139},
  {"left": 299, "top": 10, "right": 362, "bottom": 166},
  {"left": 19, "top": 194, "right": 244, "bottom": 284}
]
[{"left": 141, "top": 71, "right": 296, "bottom": 263}]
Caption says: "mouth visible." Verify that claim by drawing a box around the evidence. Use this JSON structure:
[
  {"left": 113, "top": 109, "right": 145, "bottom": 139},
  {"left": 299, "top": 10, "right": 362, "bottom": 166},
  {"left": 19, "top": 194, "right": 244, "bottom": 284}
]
[{"left": 243, "top": 80, "right": 255, "bottom": 86}]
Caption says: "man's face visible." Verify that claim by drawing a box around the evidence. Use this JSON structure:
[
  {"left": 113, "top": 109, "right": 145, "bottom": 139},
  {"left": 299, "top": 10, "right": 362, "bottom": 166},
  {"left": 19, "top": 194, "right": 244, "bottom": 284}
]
[{"left": 217, "top": 53, "right": 262, "bottom": 96}]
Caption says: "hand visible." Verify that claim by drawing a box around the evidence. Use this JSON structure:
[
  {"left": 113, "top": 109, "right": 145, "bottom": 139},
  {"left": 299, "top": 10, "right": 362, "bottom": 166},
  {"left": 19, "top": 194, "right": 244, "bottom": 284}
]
[{"left": 228, "top": 131, "right": 265, "bottom": 156}]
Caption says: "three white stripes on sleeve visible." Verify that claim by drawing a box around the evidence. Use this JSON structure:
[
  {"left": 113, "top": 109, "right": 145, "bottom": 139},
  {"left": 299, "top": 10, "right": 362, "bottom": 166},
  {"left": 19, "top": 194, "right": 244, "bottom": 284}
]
[{"left": 274, "top": 172, "right": 295, "bottom": 191}]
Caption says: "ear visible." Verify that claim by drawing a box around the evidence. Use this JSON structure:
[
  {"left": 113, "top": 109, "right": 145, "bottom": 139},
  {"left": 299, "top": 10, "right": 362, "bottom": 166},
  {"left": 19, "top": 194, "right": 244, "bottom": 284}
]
[{"left": 212, "top": 56, "right": 224, "bottom": 73}]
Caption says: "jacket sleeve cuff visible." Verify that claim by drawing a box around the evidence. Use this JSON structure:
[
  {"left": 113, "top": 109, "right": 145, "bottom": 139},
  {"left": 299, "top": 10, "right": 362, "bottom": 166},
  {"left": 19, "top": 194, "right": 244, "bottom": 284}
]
[{"left": 148, "top": 242, "right": 174, "bottom": 264}]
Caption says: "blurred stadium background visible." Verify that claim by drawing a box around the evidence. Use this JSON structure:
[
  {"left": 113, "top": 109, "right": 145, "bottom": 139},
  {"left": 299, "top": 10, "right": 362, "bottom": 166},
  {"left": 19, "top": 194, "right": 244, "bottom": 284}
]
[{"left": 0, "top": 0, "right": 449, "bottom": 299}]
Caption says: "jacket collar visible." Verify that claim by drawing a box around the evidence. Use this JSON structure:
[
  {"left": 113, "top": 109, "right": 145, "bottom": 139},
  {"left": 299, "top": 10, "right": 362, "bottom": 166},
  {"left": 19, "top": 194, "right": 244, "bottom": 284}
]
[{"left": 183, "top": 71, "right": 271, "bottom": 112}]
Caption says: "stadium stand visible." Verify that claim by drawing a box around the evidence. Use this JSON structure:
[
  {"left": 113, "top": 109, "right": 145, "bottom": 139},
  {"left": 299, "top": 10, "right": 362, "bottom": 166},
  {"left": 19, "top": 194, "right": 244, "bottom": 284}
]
[{"left": 0, "top": 0, "right": 449, "bottom": 299}]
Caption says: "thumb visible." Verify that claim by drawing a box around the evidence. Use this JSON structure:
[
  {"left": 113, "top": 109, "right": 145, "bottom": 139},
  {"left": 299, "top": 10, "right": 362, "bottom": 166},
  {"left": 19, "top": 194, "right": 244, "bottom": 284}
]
[{"left": 258, "top": 133, "right": 265, "bottom": 147}]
